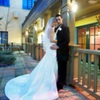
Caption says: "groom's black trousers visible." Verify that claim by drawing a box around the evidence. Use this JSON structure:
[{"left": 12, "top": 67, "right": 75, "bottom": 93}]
[{"left": 57, "top": 60, "right": 67, "bottom": 90}]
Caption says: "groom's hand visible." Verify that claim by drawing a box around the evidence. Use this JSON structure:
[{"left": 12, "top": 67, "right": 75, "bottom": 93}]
[{"left": 50, "top": 45, "right": 59, "bottom": 50}]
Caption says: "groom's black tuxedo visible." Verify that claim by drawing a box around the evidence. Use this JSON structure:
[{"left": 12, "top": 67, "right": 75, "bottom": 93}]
[
  {"left": 55, "top": 24, "right": 70, "bottom": 61},
  {"left": 55, "top": 24, "right": 70, "bottom": 91}
]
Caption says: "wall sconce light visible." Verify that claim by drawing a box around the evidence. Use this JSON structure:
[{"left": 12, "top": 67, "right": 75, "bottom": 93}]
[
  {"left": 25, "top": 30, "right": 28, "bottom": 36},
  {"left": 13, "top": 11, "right": 19, "bottom": 19},
  {"left": 71, "top": 0, "right": 78, "bottom": 12},
  {"left": 67, "top": 0, "right": 78, "bottom": 12}
]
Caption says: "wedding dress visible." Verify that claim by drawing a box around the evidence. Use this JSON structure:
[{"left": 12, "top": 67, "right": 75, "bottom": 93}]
[{"left": 5, "top": 17, "right": 58, "bottom": 100}]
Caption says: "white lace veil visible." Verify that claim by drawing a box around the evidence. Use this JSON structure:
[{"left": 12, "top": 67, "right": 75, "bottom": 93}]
[{"left": 43, "top": 17, "right": 55, "bottom": 52}]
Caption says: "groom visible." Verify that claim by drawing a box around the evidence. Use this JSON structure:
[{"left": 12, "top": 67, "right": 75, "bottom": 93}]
[{"left": 50, "top": 14, "right": 70, "bottom": 91}]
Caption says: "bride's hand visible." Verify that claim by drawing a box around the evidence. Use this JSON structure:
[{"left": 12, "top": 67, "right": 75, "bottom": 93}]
[{"left": 50, "top": 45, "right": 59, "bottom": 50}]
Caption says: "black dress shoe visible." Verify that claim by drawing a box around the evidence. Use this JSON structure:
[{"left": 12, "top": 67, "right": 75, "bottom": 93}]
[
  {"left": 57, "top": 87, "right": 63, "bottom": 91},
  {"left": 68, "top": 84, "right": 75, "bottom": 88}
]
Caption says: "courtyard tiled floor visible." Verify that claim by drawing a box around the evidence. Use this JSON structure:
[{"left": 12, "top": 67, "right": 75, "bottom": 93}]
[
  {"left": 0, "top": 51, "right": 38, "bottom": 100},
  {"left": 0, "top": 51, "right": 96, "bottom": 100}
]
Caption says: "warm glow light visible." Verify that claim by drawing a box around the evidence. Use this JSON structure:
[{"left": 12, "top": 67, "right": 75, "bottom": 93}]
[
  {"left": 71, "top": 2, "right": 78, "bottom": 12},
  {"left": 86, "top": 31, "right": 89, "bottom": 35},
  {"left": 34, "top": 26, "right": 37, "bottom": 31},
  {"left": 98, "top": 31, "right": 100, "bottom": 35},
  {"left": 34, "top": 24, "right": 37, "bottom": 31},
  {"left": 38, "top": 32, "right": 44, "bottom": 43},
  {"left": 25, "top": 31, "right": 28, "bottom": 35}
]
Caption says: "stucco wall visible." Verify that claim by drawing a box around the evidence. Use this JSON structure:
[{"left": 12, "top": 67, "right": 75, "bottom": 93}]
[{"left": 0, "top": 0, "right": 30, "bottom": 44}]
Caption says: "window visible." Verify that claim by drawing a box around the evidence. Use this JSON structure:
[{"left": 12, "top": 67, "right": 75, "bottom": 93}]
[
  {"left": 0, "top": 31, "right": 8, "bottom": 44},
  {"left": 0, "top": 0, "right": 10, "bottom": 7},
  {"left": 22, "top": 0, "right": 34, "bottom": 10},
  {"left": 77, "top": 23, "right": 100, "bottom": 50}
]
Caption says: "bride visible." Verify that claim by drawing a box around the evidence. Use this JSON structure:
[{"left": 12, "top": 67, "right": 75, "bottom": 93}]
[{"left": 5, "top": 17, "right": 58, "bottom": 100}]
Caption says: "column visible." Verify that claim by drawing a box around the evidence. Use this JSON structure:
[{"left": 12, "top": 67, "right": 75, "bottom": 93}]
[
  {"left": 25, "top": 30, "right": 29, "bottom": 53},
  {"left": 69, "top": 11, "right": 75, "bottom": 44},
  {"left": 62, "top": 0, "right": 79, "bottom": 85},
  {"left": 62, "top": 0, "right": 70, "bottom": 26},
  {"left": 62, "top": 0, "right": 76, "bottom": 44},
  {"left": 68, "top": 45, "right": 79, "bottom": 84}
]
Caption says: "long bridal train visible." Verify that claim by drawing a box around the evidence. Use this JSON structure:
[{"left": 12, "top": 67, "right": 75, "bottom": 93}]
[{"left": 5, "top": 45, "right": 58, "bottom": 100}]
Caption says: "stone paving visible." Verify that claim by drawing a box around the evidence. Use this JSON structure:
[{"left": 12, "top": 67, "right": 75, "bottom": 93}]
[
  {"left": 0, "top": 51, "right": 90, "bottom": 100},
  {"left": 0, "top": 51, "right": 38, "bottom": 100}
]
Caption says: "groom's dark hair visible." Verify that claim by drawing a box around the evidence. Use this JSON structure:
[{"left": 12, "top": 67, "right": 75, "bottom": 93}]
[{"left": 55, "top": 13, "right": 62, "bottom": 18}]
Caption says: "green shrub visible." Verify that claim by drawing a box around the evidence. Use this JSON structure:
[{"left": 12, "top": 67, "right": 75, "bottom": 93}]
[
  {"left": 0, "top": 51, "right": 16, "bottom": 67},
  {"left": 1, "top": 55, "right": 16, "bottom": 65},
  {"left": 0, "top": 51, "right": 13, "bottom": 55}
]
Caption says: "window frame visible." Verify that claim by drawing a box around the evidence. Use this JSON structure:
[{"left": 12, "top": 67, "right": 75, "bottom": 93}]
[
  {"left": 22, "top": 0, "right": 34, "bottom": 10},
  {"left": 0, "top": 0, "right": 10, "bottom": 7}
]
